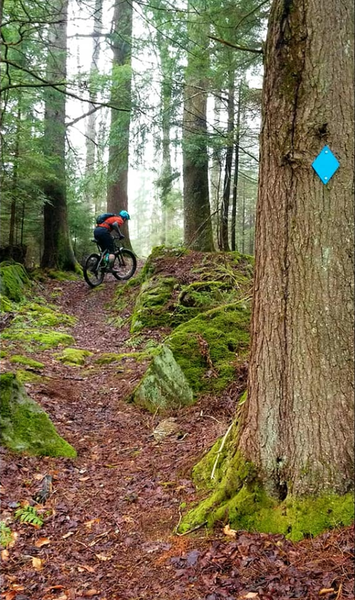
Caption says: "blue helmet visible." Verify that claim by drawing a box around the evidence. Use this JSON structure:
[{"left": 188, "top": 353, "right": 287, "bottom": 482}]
[{"left": 119, "top": 210, "right": 130, "bottom": 221}]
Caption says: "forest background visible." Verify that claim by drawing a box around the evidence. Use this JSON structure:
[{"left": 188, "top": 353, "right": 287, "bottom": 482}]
[{"left": 0, "top": 0, "right": 267, "bottom": 267}]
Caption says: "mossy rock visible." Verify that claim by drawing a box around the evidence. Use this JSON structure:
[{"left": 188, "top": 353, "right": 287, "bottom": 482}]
[
  {"left": 2, "top": 302, "right": 75, "bottom": 350},
  {"left": 140, "top": 246, "right": 189, "bottom": 281},
  {"left": 55, "top": 348, "right": 93, "bottom": 366},
  {"left": 167, "top": 302, "right": 250, "bottom": 394},
  {"left": 131, "top": 345, "right": 194, "bottom": 413},
  {"left": 0, "top": 262, "right": 30, "bottom": 302},
  {"left": 2, "top": 328, "right": 74, "bottom": 349},
  {"left": 16, "top": 303, "right": 76, "bottom": 327},
  {"left": 130, "top": 276, "right": 178, "bottom": 332},
  {"left": 9, "top": 355, "right": 44, "bottom": 369},
  {"left": 0, "top": 372, "right": 76, "bottom": 457}
]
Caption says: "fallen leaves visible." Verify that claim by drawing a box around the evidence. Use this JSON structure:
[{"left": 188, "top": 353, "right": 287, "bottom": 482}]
[
  {"left": 223, "top": 524, "right": 237, "bottom": 538},
  {"left": 32, "top": 556, "right": 43, "bottom": 570},
  {"left": 35, "top": 537, "right": 51, "bottom": 548}
]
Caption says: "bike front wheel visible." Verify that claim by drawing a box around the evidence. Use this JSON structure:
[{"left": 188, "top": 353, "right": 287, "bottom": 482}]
[
  {"left": 84, "top": 253, "right": 105, "bottom": 287},
  {"left": 112, "top": 249, "right": 137, "bottom": 280}
]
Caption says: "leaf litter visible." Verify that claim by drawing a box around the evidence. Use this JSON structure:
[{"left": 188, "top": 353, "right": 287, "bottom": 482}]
[{"left": 0, "top": 275, "right": 354, "bottom": 600}]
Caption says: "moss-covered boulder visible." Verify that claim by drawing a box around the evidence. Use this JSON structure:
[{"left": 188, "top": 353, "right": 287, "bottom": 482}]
[
  {"left": 167, "top": 302, "right": 250, "bottom": 394},
  {"left": 0, "top": 372, "right": 76, "bottom": 457},
  {"left": 2, "top": 303, "right": 76, "bottom": 350},
  {"left": 0, "top": 262, "right": 30, "bottom": 302},
  {"left": 131, "top": 276, "right": 177, "bottom": 332},
  {"left": 129, "top": 246, "right": 253, "bottom": 333},
  {"left": 131, "top": 345, "right": 194, "bottom": 413}
]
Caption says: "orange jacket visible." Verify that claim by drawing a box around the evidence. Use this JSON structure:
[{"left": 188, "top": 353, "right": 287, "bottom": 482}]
[{"left": 97, "top": 215, "right": 124, "bottom": 230}]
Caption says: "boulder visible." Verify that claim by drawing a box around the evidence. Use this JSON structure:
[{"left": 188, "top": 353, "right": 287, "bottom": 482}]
[
  {"left": 131, "top": 345, "right": 193, "bottom": 413},
  {"left": 0, "top": 372, "right": 76, "bottom": 458}
]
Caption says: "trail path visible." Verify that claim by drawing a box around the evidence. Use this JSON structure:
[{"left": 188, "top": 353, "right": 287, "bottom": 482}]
[{"left": 1, "top": 278, "right": 354, "bottom": 600}]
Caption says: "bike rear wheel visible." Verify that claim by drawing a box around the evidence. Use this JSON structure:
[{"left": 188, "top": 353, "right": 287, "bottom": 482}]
[
  {"left": 112, "top": 249, "right": 137, "bottom": 280},
  {"left": 84, "top": 253, "right": 105, "bottom": 287}
]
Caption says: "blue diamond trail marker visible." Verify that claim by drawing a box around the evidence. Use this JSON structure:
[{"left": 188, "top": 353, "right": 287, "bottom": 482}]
[{"left": 312, "top": 146, "right": 340, "bottom": 184}]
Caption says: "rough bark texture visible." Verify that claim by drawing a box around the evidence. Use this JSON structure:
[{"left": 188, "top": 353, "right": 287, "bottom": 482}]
[
  {"left": 219, "top": 72, "right": 234, "bottom": 252},
  {"left": 107, "top": 0, "right": 132, "bottom": 247},
  {"left": 238, "top": 0, "right": 354, "bottom": 497},
  {"left": 41, "top": 0, "right": 76, "bottom": 270},
  {"left": 182, "top": 8, "right": 214, "bottom": 252}
]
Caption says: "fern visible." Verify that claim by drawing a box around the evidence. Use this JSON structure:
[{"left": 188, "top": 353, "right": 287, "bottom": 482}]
[
  {"left": 14, "top": 505, "right": 43, "bottom": 527},
  {"left": 0, "top": 522, "right": 13, "bottom": 547}
]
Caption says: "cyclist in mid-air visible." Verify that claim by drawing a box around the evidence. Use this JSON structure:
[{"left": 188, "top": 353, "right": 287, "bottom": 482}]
[{"left": 93, "top": 210, "right": 130, "bottom": 268}]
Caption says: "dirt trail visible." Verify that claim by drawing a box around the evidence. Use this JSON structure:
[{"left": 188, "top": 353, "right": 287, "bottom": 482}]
[
  {"left": 1, "top": 278, "right": 228, "bottom": 600},
  {"left": 1, "top": 278, "right": 354, "bottom": 600}
]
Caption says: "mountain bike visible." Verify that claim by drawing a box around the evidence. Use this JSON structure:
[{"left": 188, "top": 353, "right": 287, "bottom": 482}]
[{"left": 83, "top": 238, "right": 137, "bottom": 288}]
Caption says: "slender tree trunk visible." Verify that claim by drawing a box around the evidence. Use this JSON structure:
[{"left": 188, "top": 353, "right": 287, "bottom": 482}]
[
  {"left": 41, "top": 0, "right": 76, "bottom": 270},
  {"left": 241, "top": 178, "right": 245, "bottom": 254},
  {"left": 107, "top": 0, "right": 132, "bottom": 246},
  {"left": 9, "top": 104, "right": 21, "bottom": 252},
  {"left": 238, "top": 0, "right": 354, "bottom": 497},
  {"left": 219, "top": 71, "right": 235, "bottom": 251},
  {"left": 231, "top": 85, "right": 241, "bottom": 251},
  {"left": 85, "top": 0, "right": 103, "bottom": 178}
]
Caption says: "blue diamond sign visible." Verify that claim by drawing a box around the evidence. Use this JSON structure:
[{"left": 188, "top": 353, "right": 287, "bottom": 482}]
[{"left": 312, "top": 146, "right": 340, "bottom": 184}]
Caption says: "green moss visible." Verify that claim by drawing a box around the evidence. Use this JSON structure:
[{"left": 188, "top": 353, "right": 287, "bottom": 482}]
[
  {"left": 46, "top": 270, "right": 80, "bottom": 281},
  {"left": 167, "top": 302, "right": 250, "bottom": 394},
  {"left": 0, "top": 294, "right": 14, "bottom": 312},
  {"left": 0, "top": 350, "right": 8, "bottom": 358},
  {"left": 2, "top": 302, "right": 75, "bottom": 351},
  {"left": 0, "top": 372, "right": 76, "bottom": 457},
  {"left": 15, "top": 370, "right": 47, "bottom": 384},
  {"left": 0, "top": 262, "right": 30, "bottom": 302},
  {"left": 179, "top": 447, "right": 354, "bottom": 541},
  {"left": 131, "top": 276, "right": 177, "bottom": 332},
  {"left": 16, "top": 303, "right": 76, "bottom": 327},
  {"left": 131, "top": 345, "right": 194, "bottom": 413},
  {"left": 2, "top": 328, "right": 74, "bottom": 349},
  {"left": 95, "top": 349, "right": 157, "bottom": 365},
  {"left": 9, "top": 355, "right": 44, "bottom": 368},
  {"left": 55, "top": 347, "right": 93, "bottom": 366}
]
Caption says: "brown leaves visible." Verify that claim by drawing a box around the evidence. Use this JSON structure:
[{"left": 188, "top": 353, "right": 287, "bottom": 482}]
[{"left": 34, "top": 537, "right": 51, "bottom": 548}]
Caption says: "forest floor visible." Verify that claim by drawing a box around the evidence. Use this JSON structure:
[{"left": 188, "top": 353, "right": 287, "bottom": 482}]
[{"left": 1, "top": 274, "right": 354, "bottom": 600}]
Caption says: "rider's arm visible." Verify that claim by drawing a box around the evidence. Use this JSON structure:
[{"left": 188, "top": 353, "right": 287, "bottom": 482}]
[{"left": 111, "top": 221, "right": 125, "bottom": 239}]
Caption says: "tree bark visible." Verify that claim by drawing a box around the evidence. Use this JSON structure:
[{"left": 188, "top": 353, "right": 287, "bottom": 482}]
[
  {"left": 231, "top": 84, "right": 241, "bottom": 251},
  {"left": 219, "top": 71, "right": 234, "bottom": 252},
  {"left": 238, "top": 0, "right": 354, "bottom": 497},
  {"left": 85, "top": 0, "right": 103, "bottom": 186},
  {"left": 107, "top": 0, "right": 132, "bottom": 246},
  {"left": 182, "top": 4, "right": 214, "bottom": 252},
  {"left": 41, "top": 0, "right": 76, "bottom": 270}
]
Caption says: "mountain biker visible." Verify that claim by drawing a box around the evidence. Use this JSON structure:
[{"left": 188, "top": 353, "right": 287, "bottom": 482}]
[{"left": 94, "top": 210, "right": 130, "bottom": 267}]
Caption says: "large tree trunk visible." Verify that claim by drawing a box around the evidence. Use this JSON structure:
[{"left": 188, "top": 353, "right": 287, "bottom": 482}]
[
  {"left": 179, "top": 0, "right": 354, "bottom": 540},
  {"left": 85, "top": 0, "right": 103, "bottom": 214},
  {"left": 107, "top": 0, "right": 132, "bottom": 246},
  {"left": 182, "top": 6, "right": 214, "bottom": 252},
  {"left": 41, "top": 0, "right": 76, "bottom": 270},
  {"left": 238, "top": 0, "right": 354, "bottom": 498}
]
